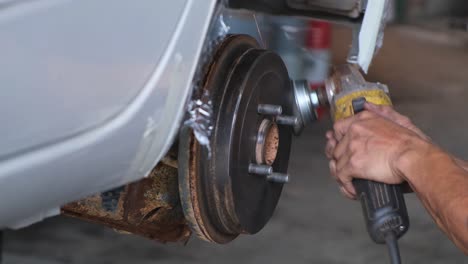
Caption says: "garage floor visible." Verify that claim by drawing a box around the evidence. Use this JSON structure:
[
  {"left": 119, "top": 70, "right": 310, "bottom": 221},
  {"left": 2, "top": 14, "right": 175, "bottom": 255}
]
[{"left": 3, "top": 26, "right": 468, "bottom": 264}]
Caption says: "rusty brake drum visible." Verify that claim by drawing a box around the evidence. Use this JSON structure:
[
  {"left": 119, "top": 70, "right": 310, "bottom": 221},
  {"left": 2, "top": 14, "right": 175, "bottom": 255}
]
[{"left": 179, "top": 35, "right": 295, "bottom": 243}]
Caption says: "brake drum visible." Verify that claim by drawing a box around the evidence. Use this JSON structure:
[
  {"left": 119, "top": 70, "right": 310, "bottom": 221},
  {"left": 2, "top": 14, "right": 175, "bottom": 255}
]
[{"left": 179, "top": 35, "right": 296, "bottom": 243}]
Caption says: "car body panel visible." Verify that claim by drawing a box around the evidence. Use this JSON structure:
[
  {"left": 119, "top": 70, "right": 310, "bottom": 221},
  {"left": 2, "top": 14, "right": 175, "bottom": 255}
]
[{"left": 0, "top": 0, "right": 217, "bottom": 228}]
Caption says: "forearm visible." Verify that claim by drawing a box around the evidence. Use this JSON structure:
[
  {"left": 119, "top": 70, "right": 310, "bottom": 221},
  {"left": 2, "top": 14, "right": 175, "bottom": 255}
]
[{"left": 398, "top": 141, "right": 468, "bottom": 254}]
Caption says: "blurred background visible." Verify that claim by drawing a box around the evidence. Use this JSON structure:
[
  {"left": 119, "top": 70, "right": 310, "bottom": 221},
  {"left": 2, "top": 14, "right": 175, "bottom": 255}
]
[{"left": 3, "top": 0, "right": 468, "bottom": 263}]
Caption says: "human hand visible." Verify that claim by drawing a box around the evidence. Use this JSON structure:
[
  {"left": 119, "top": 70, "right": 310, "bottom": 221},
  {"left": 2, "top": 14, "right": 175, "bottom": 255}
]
[
  {"left": 363, "top": 103, "right": 430, "bottom": 141},
  {"left": 326, "top": 103, "right": 427, "bottom": 160},
  {"left": 325, "top": 105, "right": 427, "bottom": 198}
]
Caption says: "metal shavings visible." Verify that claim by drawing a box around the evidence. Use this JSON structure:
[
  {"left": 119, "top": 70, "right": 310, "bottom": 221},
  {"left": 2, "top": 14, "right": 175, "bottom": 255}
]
[
  {"left": 184, "top": 91, "right": 213, "bottom": 155},
  {"left": 184, "top": 5, "right": 231, "bottom": 155},
  {"left": 217, "top": 13, "right": 231, "bottom": 37}
]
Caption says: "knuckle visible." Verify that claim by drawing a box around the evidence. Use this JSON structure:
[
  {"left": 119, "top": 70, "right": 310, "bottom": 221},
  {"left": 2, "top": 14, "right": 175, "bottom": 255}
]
[
  {"left": 333, "top": 122, "right": 342, "bottom": 132},
  {"left": 332, "top": 149, "right": 340, "bottom": 160},
  {"left": 349, "top": 157, "right": 361, "bottom": 170},
  {"left": 336, "top": 171, "right": 346, "bottom": 183},
  {"left": 349, "top": 141, "right": 360, "bottom": 152},
  {"left": 349, "top": 123, "right": 361, "bottom": 134},
  {"left": 358, "top": 111, "right": 372, "bottom": 119}
]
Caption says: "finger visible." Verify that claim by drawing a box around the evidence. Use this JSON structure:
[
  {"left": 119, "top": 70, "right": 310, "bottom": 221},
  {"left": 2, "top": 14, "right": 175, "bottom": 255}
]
[
  {"left": 333, "top": 162, "right": 355, "bottom": 199},
  {"left": 333, "top": 116, "right": 359, "bottom": 141},
  {"left": 325, "top": 130, "right": 334, "bottom": 140},
  {"left": 339, "top": 185, "right": 356, "bottom": 200},
  {"left": 329, "top": 160, "right": 339, "bottom": 183},
  {"left": 335, "top": 149, "right": 351, "bottom": 173},
  {"left": 365, "top": 103, "right": 407, "bottom": 126},
  {"left": 391, "top": 117, "right": 431, "bottom": 141},
  {"left": 365, "top": 103, "right": 430, "bottom": 140},
  {"left": 364, "top": 102, "right": 402, "bottom": 121},
  {"left": 342, "top": 180, "right": 357, "bottom": 198},
  {"left": 333, "top": 133, "right": 351, "bottom": 160},
  {"left": 325, "top": 139, "right": 337, "bottom": 159},
  {"left": 387, "top": 111, "right": 412, "bottom": 127},
  {"left": 333, "top": 112, "right": 374, "bottom": 141},
  {"left": 335, "top": 161, "right": 357, "bottom": 196},
  {"left": 364, "top": 102, "right": 386, "bottom": 113},
  {"left": 364, "top": 102, "right": 393, "bottom": 116}
]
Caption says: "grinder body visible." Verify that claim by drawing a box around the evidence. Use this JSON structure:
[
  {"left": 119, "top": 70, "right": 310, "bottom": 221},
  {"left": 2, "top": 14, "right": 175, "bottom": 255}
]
[
  {"left": 293, "top": 65, "right": 409, "bottom": 263},
  {"left": 326, "top": 65, "right": 410, "bottom": 244}
]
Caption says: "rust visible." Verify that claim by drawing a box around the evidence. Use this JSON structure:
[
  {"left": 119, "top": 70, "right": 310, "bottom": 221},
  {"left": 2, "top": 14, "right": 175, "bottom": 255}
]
[
  {"left": 264, "top": 123, "right": 279, "bottom": 165},
  {"left": 161, "top": 145, "right": 179, "bottom": 169},
  {"left": 161, "top": 156, "right": 178, "bottom": 168},
  {"left": 178, "top": 35, "right": 264, "bottom": 244},
  {"left": 188, "top": 133, "right": 212, "bottom": 242},
  {"left": 62, "top": 163, "right": 191, "bottom": 243}
]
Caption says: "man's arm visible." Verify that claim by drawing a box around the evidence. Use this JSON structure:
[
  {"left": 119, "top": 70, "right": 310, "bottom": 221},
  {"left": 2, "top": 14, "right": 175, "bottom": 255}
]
[
  {"left": 363, "top": 103, "right": 468, "bottom": 174},
  {"left": 326, "top": 103, "right": 468, "bottom": 254},
  {"left": 398, "top": 139, "right": 468, "bottom": 253}
]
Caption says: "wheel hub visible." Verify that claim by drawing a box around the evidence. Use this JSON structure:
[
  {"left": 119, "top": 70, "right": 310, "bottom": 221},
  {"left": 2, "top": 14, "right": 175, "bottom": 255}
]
[{"left": 255, "top": 119, "right": 279, "bottom": 166}]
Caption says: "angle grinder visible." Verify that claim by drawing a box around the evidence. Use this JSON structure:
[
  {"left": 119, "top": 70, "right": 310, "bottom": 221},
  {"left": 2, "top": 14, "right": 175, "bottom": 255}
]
[{"left": 293, "top": 64, "right": 409, "bottom": 264}]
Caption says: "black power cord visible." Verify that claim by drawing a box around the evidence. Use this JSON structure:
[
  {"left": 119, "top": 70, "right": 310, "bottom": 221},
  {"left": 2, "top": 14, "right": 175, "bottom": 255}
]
[{"left": 385, "top": 232, "right": 401, "bottom": 264}]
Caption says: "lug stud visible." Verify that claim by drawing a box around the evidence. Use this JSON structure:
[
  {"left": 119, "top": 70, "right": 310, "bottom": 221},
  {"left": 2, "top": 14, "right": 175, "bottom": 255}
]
[
  {"left": 258, "top": 104, "right": 282, "bottom": 116},
  {"left": 267, "top": 173, "right": 289, "bottom": 184},
  {"left": 276, "top": 115, "right": 299, "bottom": 126},
  {"left": 249, "top": 164, "right": 273, "bottom": 175}
]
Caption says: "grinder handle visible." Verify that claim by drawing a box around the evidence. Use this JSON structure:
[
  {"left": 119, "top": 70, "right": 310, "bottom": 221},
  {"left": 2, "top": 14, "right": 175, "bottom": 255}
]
[{"left": 351, "top": 97, "right": 410, "bottom": 244}]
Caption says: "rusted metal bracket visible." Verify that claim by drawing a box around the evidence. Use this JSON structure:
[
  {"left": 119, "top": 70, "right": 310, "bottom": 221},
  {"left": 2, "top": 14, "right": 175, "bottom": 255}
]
[{"left": 62, "top": 162, "right": 191, "bottom": 243}]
